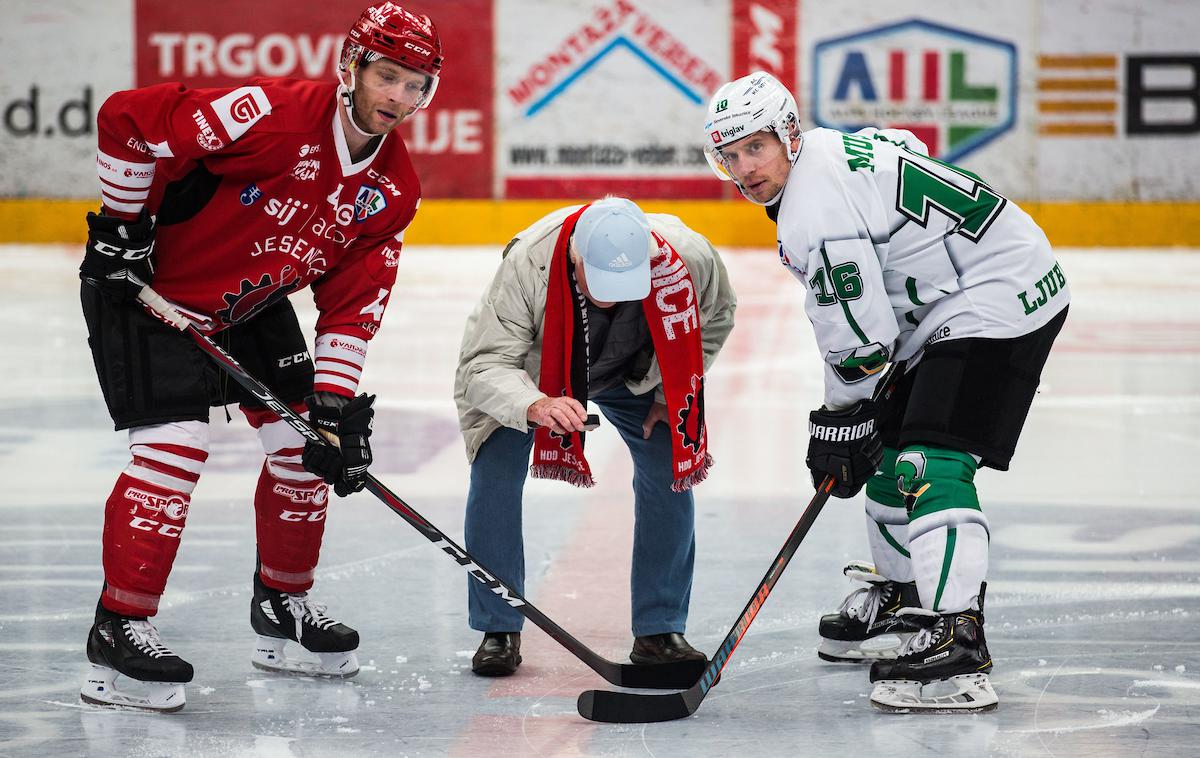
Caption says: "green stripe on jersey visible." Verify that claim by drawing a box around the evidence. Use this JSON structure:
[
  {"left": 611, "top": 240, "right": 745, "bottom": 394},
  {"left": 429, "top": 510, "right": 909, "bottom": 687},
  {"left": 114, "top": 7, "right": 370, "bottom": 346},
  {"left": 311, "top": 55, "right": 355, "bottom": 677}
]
[
  {"left": 820, "top": 246, "right": 869, "bottom": 345},
  {"left": 906, "top": 277, "right": 924, "bottom": 306}
]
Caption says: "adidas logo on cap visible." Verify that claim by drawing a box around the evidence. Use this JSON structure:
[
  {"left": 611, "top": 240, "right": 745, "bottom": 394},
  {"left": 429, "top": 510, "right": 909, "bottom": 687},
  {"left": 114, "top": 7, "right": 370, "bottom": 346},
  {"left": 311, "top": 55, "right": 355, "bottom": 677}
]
[{"left": 608, "top": 253, "right": 632, "bottom": 269}]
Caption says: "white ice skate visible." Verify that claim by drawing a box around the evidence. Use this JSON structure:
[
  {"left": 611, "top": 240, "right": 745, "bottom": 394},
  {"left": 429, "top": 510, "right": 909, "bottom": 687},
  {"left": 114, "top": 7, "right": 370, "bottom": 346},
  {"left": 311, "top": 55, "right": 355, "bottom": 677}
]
[
  {"left": 868, "top": 604, "right": 998, "bottom": 714},
  {"left": 81, "top": 663, "right": 188, "bottom": 713},
  {"left": 81, "top": 607, "right": 193, "bottom": 713},
  {"left": 250, "top": 573, "right": 360, "bottom": 678},
  {"left": 869, "top": 671, "right": 998, "bottom": 714},
  {"left": 252, "top": 632, "right": 360, "bottom": 678}
]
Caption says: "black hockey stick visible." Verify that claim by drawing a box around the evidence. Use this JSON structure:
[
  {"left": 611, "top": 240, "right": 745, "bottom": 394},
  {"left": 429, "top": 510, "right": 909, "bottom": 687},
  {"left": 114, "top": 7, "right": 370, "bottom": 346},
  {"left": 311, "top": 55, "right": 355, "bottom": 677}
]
[
  {"left": 132, "top": 285, "right": 706, "bottom": 690},
  {"left": 578, "top": 363, "right": 905, "bottom": 722}
]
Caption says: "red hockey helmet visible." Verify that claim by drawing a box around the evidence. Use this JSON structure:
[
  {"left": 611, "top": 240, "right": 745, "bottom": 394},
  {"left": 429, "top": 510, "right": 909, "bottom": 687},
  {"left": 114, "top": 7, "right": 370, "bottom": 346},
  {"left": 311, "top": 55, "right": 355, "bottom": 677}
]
[{"left": 340, "top": 2, "right": 444, "bottom": 107}]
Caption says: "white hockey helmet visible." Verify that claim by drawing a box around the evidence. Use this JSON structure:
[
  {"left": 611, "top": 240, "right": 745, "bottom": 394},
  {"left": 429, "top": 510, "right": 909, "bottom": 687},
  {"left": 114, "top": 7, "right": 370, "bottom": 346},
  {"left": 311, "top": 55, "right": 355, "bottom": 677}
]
[{"left": 702, "top": 71, "right": 802, "bottom": 205}]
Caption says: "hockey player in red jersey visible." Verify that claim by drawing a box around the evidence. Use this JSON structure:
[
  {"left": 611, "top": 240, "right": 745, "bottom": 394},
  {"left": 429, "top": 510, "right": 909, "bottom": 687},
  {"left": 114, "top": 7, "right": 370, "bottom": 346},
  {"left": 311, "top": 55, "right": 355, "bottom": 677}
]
[{"left": 78, "top": 3, "right": 442, "bottom": 712}]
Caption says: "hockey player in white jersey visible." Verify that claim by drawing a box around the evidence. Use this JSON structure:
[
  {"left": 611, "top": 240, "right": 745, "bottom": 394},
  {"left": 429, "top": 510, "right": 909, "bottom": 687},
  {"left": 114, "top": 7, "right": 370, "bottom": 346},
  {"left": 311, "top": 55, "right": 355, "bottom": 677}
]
[{"left": 702, "top": 72, "right": 1069, "bottom": 713}]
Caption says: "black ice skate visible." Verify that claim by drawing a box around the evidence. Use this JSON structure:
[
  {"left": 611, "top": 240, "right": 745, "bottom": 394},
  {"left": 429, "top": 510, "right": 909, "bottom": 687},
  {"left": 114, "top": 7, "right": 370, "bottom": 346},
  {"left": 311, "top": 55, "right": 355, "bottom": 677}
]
[
  {"left": 250, "top": 572, "right": 360, "bottom": 678},
  {"left": 81, "top": 601, "right": 193, "bottom": 712},
  {"left": 817, "top": 561, "right": 921, "bottom": 662},
  {"left": 868, "top": 586, "right": 997, "bottom": 713}
]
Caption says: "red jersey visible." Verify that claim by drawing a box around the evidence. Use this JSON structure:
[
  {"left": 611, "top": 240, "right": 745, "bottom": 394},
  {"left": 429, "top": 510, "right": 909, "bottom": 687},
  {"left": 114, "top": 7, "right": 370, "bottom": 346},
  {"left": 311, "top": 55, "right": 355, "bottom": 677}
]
[{"left": 94, "top": 78, "right": 420, "bottom": 396}]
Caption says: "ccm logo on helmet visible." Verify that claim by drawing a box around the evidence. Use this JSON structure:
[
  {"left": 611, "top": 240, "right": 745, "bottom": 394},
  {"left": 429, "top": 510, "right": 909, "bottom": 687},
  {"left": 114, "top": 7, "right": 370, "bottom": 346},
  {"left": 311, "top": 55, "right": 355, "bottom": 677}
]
[{"left": 404, "top": 41, "right": 432, "bottom": 57}]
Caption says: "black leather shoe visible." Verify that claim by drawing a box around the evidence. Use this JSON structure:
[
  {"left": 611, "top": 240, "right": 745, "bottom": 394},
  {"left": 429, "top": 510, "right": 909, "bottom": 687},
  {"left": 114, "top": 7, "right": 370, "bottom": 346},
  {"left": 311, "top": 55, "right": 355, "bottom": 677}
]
[
  {"left": 471, "top": 632, "right": 521, "bottom": 677},
  {"left": 630, "top": 632, "right": 707, "bottom": 665}
]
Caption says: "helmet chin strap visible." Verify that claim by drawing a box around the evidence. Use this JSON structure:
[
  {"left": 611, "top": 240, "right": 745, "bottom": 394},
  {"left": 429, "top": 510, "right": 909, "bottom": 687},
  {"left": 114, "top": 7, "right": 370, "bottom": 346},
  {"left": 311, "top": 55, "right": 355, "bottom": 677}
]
[{"left": 337, "top": 69, "right": 379, "bottom": 139}]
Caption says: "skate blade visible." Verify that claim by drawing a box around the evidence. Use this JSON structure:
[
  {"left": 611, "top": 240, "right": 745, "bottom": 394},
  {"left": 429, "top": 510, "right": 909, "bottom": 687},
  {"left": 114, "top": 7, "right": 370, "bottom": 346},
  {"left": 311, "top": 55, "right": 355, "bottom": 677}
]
[
  {"left": 252, "top": 636, "right": 360, "bottom": 678},
  {"left": 80, "top": 665, "right": 186, "bottom": 713},
  {"left": 869, "top": 673, "right": 998, "bottom": 714}
]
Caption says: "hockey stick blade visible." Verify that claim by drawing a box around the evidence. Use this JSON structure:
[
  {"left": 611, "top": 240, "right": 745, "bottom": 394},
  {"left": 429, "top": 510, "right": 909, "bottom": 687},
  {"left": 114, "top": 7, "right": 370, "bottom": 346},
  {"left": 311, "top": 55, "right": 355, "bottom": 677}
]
[
  {"left": 578, "top": 687, "right": 695, "bottom": 723},
  {"left": 577, "top": 479, "right": 834, "bottom": 723},
  {"left": 132, "top": 285, "right": 703, "bottom": 692},
  {"left": 577, "top": 364, "right": 906, "bottom": 723}
]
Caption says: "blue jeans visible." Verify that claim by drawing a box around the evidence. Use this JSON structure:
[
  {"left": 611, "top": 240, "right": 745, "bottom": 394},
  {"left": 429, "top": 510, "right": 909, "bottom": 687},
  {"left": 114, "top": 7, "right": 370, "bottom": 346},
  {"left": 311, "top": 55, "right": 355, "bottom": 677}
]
[{"left": 464, "top": 385, "right": 696, "bottom": 637}]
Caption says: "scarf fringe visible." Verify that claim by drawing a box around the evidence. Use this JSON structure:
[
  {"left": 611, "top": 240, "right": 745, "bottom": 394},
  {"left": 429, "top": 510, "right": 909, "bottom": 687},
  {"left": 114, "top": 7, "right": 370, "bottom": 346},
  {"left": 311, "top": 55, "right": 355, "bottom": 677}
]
[
  {"left": 530, "top": 464, "right": 596, "bottom": 489},
  {"left": 671, "top": 453, "right": 714, "bottom": 493}
]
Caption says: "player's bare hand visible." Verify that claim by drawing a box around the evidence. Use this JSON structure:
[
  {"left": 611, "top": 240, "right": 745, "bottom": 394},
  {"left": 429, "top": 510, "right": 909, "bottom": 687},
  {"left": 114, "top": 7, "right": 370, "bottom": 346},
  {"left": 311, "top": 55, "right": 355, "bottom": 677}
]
[
  {"left": 642, "top": 401, "right": 669, "bottom": 440},
  {"left": 528, "top": 396, "right": 588, "bottom": 435}
]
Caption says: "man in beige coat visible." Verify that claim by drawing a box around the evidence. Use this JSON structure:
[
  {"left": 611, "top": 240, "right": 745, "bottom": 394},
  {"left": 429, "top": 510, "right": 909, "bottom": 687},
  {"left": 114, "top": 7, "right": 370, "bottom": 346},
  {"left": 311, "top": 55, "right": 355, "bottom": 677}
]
[{"left": 454, "top": 198, "right": 736, "bottom": 675}]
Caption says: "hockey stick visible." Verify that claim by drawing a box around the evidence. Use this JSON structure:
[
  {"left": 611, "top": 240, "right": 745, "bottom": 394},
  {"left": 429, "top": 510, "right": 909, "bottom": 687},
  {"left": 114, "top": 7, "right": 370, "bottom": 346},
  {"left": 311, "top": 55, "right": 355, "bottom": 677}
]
[
  {"left": 578, "top": 363, "right": 905, "bottom": 722},
  {"left": 130, "top": 284, "right": 706, "bottom": 690}
]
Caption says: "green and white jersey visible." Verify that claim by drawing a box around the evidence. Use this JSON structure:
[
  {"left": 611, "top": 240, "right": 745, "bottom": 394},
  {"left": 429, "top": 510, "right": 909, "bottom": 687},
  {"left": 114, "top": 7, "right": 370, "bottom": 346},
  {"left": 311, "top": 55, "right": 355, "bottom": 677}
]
[{"left": 774, "top": 127, "right": 1070, "bottom": 409}]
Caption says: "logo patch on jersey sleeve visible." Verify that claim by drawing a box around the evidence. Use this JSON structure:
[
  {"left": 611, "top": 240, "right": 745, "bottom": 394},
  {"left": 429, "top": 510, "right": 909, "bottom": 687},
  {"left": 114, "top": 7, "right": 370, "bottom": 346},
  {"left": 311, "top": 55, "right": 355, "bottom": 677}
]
[
  {"left": 826, "top": 342, "right": 890, "bottom": 384},
  {"left": 210, "top": 86, "right": 272, "bottom": 143}
]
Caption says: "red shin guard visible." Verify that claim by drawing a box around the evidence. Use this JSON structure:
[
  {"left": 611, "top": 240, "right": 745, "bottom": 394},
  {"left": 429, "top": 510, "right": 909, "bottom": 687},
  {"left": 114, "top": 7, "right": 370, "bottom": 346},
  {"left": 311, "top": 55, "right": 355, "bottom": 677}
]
[
  {"left": 253, "top": 462, "right": 329, "bottom": 593},
  {"left": 101, "top": 473, "right": 191, "bottom": 616}
]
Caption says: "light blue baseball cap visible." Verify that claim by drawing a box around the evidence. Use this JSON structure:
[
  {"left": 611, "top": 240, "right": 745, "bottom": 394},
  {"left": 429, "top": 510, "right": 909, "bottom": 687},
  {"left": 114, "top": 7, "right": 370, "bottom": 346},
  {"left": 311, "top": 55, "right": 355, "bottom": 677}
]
[{"left": 573, "top": 198, "right": 653, "bottom": 302}]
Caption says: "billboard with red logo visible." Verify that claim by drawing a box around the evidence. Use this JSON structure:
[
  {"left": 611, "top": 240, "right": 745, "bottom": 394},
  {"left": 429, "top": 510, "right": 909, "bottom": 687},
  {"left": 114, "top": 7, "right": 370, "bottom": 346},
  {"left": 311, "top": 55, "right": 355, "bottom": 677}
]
[
  {"left": 732, "top": 0, "right": 797, "bottom": 90},
  {"left": 3, "top": 0, "right": 1198, "bottom": 207},
  {"left": 133, "top": 0, "right": 493, "bottom": 198}
]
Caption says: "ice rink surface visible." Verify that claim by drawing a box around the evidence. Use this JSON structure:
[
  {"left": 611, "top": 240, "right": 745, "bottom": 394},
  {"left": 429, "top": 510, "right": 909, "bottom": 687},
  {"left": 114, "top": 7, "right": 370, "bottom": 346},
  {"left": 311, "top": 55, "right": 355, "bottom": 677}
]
[{"left": 1, "top": 243, "right": 1198, "bottom": 757}]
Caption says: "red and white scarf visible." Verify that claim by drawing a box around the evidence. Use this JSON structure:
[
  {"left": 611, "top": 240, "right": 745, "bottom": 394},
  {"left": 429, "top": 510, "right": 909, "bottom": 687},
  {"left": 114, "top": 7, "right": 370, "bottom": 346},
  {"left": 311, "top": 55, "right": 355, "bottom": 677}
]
[{"left": 531, "top": 205, "right": 713, "bottom": 492}]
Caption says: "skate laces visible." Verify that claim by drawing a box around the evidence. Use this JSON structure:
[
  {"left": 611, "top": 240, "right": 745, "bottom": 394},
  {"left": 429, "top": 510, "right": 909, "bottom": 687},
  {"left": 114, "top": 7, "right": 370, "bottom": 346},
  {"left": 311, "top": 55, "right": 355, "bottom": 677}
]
[
  {"left": 124, "top": 620, "right": 176, "bottom": 659},
  {"left": 839, "top": 581, "right": 892, "bottom": 627},
  {"left": 895, "top": 611, "right": 945, "bottom": 658},
  {"left": 283, "top": 593, "right": 338, "bottom": 641}
]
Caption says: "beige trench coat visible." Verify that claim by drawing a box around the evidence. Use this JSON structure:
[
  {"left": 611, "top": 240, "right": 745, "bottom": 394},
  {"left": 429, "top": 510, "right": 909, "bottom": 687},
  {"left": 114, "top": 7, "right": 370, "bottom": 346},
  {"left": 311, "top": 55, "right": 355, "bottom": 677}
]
[{"left": 454, "top": 205, "right": 737, "bottom": 462}]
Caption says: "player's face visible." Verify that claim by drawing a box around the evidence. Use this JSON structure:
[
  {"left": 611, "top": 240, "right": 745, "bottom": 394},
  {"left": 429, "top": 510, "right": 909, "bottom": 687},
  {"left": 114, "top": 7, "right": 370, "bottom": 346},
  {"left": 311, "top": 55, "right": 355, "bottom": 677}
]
[
  {"left": 719, "top": 132, "right": 792, "bottom": 204},
  {"left": 354, "top": 60, "right": 430, "bottom": 133}
]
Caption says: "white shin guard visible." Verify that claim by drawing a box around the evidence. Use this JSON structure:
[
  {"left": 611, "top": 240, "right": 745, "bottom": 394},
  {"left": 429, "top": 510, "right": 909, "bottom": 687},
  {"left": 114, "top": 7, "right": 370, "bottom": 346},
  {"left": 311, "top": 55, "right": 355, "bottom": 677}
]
[
  {"left": 908, "top": 511, "right": 990, "bottom": 612},
  {"left": 864, "top": 491, "right": 915, "bottom": 583}
]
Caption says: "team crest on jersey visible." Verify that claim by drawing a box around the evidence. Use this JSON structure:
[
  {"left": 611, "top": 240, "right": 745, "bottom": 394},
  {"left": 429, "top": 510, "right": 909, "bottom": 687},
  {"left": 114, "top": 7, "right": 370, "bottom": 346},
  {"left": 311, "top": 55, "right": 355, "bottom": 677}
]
[
  {"left": 216, "top": 268, "right": 302, "bottom": 325},
  {"left": 354, "top": 186, "right": 387, "bottom": 222}
]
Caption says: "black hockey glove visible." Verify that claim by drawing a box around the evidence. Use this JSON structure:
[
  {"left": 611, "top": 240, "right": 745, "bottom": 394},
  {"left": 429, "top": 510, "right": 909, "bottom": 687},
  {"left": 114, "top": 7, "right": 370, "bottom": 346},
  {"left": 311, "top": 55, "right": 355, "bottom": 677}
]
[
  {"left": 80, "top": 209, "right": 156, "bottom": 304},
  {"left": 806, "top": 400, "right": 883, "bottom": 499},
  {"left": 302, "top": 392, "right": 376, "bottom": 497}
]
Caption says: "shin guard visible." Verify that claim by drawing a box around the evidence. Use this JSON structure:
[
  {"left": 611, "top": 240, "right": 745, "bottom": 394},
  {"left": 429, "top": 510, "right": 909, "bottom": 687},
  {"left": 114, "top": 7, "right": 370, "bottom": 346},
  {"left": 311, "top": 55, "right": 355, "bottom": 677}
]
[
  {"left": 245, "top": 406, "right": 328, "bottom": 593},
  {"left": 102, "top": 422, "right": 209, "bottom": 616},
  {"left": 899, "top": 446, "right": 990, "bottom": 613},
  {"left": 864, "top": 447, "right": 913, "bottom": 583}
]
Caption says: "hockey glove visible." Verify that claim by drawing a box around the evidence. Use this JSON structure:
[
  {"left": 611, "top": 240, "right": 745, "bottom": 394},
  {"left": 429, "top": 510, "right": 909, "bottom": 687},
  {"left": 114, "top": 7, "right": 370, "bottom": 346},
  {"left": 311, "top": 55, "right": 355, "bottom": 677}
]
[
  {"left": 806, "top": 401, "right": 883, "bottom": 499},
  {"left": 302, "top": 392, "right": 376, "bottom": 497},
  {"left": 80, "top": 209, "right": 156, "bottom": 304}
]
